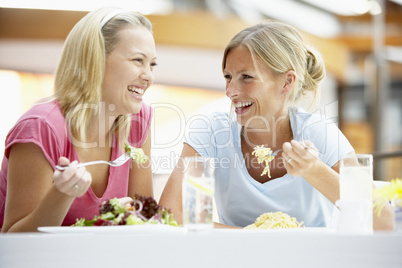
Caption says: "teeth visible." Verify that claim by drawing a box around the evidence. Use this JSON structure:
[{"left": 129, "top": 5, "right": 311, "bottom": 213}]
[
  {"left": 128, "top": 86, "right": 144, "bottom": 95},
  {"left": 235, "top": 101, "right": 253, "bottom": 108}
]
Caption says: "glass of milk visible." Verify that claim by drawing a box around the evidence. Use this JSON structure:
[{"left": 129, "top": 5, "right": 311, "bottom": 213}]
[{"left": 337, "top": 154, "right": 373, "bottom": 233}]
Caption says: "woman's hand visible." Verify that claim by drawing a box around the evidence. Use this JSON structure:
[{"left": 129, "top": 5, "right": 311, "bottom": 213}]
[
  {"left": 282, "top": 140, "right": 321, "bottom": 178},
  {"left": 53, "top": 157, "right": 92, "bottom": 197}
]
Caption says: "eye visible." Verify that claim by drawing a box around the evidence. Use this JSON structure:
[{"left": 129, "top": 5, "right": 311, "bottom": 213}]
[
  {"left": 149, "top": 62, "right": 157, "bottom": 71},
  {"left": 133, "top": 58, "right": 143, "bottom": 64},
  {"left": 224, "top": 74, "right": 231, "bottom": 81},
  {"left": 242, "top": 74, "right": 253, "bottom": 79}
]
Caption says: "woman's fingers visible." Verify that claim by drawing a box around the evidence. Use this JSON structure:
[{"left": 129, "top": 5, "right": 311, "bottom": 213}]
[
  {"left": 53, "top": 158, "right": 92, "bottom": 197},
  {"left": 283, "top": 153, "right": 295, "bottom": 167},
  {"left": 282, "top": 141, "right": 302, "bottom": 163},
  {"left": 303, "top": 140, "right": 319, "bottom": 158},
  {"left": 75, "top": 170, "right": 92, "bottom": 197},
  {"left": 283, "top": 140, "right": 321, "bottom": 177},
  {"left": 290, "top": 140, "right": 310, "bottom": 158},
  {"left": 283, "top": 140, "right": 318, "bottom": 161},
  {"left": 54, "top": 161, "right": 78, "bottom": 185},
  {"left": 53, "top": 157, "right": 72, "bottom": 179},
  {"left": 64, "top": 166, "right": 86, "bottom": 189},
  {"left": 282, "top": 142, "right": 291, "bottom": 158},
  {"left": 58, "top": 156, "right": 70, "bottom": 167}
]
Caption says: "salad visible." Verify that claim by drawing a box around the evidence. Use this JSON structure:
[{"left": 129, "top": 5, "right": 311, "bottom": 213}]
[
  {"left": 124, "top": 143, "right": 148, "bottom": 164},
  {"left": 73, "top": 194, "right": 178, "bottom": 227}
]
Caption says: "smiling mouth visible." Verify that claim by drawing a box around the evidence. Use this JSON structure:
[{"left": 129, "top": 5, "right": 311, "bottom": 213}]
[
  {"left": 234, "top": 101, "right": 254, "bottom": 111},
  {"left": 128, "top": 86, "right": 144, "bottom": 96}
]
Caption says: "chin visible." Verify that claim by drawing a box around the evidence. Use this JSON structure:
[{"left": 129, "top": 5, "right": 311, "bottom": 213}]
[
  {"left": 235, "top": 114, "right": 248, "bottom": 126},
  {"left": 236, "top": 118, "right": 246, "bottom": 127},
  {"left": 116, "top": 107, "right": 141, "bottom": 117},
  {"left": 129, "top": 103, "right": 142, "bottom": 114}
]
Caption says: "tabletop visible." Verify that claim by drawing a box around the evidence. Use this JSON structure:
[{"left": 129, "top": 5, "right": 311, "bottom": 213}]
[{"left": 1, "top": 227, "right": 401, "bottom": 268}]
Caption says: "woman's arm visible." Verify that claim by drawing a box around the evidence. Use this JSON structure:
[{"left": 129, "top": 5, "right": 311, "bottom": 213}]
[
  {"left": 159, "top": 143, "right": 200, "bottom": 225},
  {"left": 282, "top": 140, "right": 341, "bottom": 204},
  {"left": 2, "top": 143, "right": 91, "bottom": 233},
  {"left": 282, "top": 140, "right": 393, "bottom": 231},
  {"left": 128, "top": 130, "right": 153, "bottom": 198}
]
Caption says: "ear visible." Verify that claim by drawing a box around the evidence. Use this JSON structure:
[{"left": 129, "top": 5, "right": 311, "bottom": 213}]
[{"left": 282, "top": 71, "right": 296, "bottom": 94}]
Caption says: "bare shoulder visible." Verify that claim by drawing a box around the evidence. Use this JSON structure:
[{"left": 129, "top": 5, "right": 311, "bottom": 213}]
[{"left": 8, "top": 142, "right": 53, "bottom": 171}]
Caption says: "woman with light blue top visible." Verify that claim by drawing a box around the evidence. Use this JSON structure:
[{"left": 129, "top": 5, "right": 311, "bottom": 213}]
[{"left": 160, "top": 20, "right": 393, "bottom": 230}]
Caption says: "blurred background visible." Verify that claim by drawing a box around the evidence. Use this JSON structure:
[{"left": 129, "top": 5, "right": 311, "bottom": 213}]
[{"left": 0, "top": 0, "right": 401, "bottom": 199}]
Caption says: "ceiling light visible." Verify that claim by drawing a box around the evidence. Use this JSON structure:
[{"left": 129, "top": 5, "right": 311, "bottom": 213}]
[
  {"left": 233, "top": 0, "right": 341, "bottom": 38},
  {"left": 368, "top": 0, "right": 382, "bottom": 15},
  {"left": 301, "top": 0, "right": 371, "bottom": 15},
  {"left": 0, "top": 0, "right": 173, "bottom": 14},
  {"left": 390, "top": 0, "right": 402, "bottom": 5}
]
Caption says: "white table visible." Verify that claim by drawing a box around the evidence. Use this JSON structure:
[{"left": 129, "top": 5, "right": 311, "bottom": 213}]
[{"left": 1, "top": 228, "right": 401, "bottom": 268}]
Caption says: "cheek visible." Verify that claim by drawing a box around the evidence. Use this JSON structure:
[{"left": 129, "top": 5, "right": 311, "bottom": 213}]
[
  {"left": 253, "top": 88, "right": 275, "bottom": 111},
  {"left": 148, "top": 71, "right": 155, "bottom": 85},
  {"left": 106, "top": 59, "right": 133, "bottom": 78},
  {"left": 103, "top": 64, "right": 120, "bottom": 86}
]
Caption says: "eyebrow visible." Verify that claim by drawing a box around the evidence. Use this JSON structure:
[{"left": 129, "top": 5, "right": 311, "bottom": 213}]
[
  {"left": 131, "top": 51, "right": 157, "bottom": 60},
  {"left": 224, "top": 68, "right": 254, "bottom": 74}
]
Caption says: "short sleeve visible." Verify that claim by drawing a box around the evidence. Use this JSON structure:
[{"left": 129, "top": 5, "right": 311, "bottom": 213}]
[
  {"left": 321, "top": 122, "right": 354, "bottom": 166},
  {"left": 184, "top": 112, "right": 232, "bottom": 158},
  {"left": 128, "top": 102, "right": 153, "bottom": 148},
  {"left": 297, "top": 111, "right": 354, "bottom": 167},
  {"left": 5, "top": 118, "right": 63, "bottom": 168}
]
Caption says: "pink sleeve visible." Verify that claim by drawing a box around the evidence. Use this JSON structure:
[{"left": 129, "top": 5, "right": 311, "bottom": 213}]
[
  {"left": 128, "top": 102, "right": 153, "bottom": 148},
  {"left": 4, "top": 118, "right": 64, "bottom": 169}
]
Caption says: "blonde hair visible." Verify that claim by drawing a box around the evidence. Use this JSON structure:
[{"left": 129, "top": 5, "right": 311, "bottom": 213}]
[
  {"left": 222, "top": 20, "right": 325, "bottom": 106},
  {"left": 54, "top": 7, "right": 152, "bottom": 148}
]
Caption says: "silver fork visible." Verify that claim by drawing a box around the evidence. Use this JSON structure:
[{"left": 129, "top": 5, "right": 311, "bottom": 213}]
[
  {"left": 272, "top": 149, "right": 283, "bottom": 157},
  {"left": 271, "top": 145, "right": 315, "bottom": 157},
  {"left": 55, "top": 153, "right": 131, "bottom": 170}
]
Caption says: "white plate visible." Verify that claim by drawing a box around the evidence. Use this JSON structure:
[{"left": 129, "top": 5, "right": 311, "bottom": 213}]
[
  {"left": 241, "top": 227, "right": 334, "bottom": 233},
  {"left": 38, "top": 224, "right": 184, "bottom": 234}
]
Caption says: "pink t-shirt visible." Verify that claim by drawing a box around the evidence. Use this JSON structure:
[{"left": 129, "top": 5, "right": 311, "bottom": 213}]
[{"left": 0, "top": 99, "right": 152, "bottom": 228}]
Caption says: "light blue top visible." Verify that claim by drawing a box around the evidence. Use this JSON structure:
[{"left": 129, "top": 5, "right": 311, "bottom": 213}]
[{"left": 184, "top": 107, "right": 354, "bottom": 227}]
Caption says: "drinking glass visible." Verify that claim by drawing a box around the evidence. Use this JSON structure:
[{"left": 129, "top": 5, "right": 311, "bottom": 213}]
[
  {"left": 337, "top": 154, "right": 373, "bottom": 233},
  {"left": 392, "top": 198, "right": 402, "bottom": 233},
  {"left": 182, "top": 156, "right": 215, "bottom": 231}
]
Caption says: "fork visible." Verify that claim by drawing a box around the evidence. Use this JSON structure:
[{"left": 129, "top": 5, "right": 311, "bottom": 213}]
[
  {"left": 55, "top": 153, "right": 131, "bottom": 170},
  {"left": 271, "top": 144, "right": 315, "bottom": 157},
  {"left": 272, "top": 149, "right": 283, "bottom": 157}
]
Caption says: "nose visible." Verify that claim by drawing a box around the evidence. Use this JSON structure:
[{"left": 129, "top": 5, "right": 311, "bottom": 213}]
[
  {"left": 225, "top": 81, "right": 239, "bottom": 100},
  {"left": 140, "top": 66, "right": 154, "bottom": 85}
]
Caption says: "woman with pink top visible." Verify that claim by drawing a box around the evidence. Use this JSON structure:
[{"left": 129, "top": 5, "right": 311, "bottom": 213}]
[{"left": 0, "top": 7, "right": 156, "bottom": 232}]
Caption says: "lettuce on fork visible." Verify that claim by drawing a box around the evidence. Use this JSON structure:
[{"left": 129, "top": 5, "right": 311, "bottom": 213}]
[{"left": 124, "top": 143, "right": 148, "bottom": 164}]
